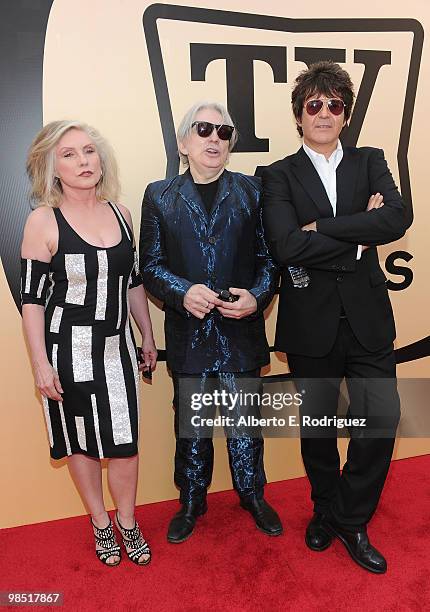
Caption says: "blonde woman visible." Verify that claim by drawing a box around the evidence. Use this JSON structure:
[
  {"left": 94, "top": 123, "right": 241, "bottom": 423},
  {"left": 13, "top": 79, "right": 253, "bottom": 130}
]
[{"left": 21, "top": 121, "right": 157, "bottom": 566}]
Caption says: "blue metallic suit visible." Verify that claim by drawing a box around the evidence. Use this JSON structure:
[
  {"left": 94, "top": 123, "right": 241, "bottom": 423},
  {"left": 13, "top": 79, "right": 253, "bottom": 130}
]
[{"left": 139, "top": 169, "right": 278, "bottom": 503}]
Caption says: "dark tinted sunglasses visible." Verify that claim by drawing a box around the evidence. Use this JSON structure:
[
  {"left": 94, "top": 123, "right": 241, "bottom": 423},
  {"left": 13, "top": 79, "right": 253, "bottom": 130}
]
[
  {"left": 305, "top": 99, "right": 345, "bottom": 116},
  {"left": 191, "top": 121, "right": 234, "bottom": 141}
]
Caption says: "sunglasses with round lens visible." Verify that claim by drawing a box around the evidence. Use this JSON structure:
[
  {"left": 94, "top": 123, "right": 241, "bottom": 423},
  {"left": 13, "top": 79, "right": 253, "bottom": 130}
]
[
  {"left": 305, "top": 99, "right": 345, "bottom": 116},
  {"left": 191, "top": 121, "right": 234, "bottom": 141}
]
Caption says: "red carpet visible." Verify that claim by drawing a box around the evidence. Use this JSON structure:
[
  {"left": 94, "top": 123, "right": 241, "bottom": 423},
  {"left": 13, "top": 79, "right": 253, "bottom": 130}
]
[{"left": 1, "top": 455, "right": 429, "bottom": 611}]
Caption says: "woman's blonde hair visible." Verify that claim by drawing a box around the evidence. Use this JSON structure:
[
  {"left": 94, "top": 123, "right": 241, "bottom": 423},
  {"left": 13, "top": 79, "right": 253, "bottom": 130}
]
[{"left": 26, "top": 120, "right": 120, "bottom": 208}]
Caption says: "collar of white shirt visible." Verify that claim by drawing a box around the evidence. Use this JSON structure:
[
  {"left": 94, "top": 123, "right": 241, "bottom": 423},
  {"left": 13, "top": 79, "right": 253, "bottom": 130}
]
[
  {"left": 301, "top": 140, "right": 362, "bottom": 260},
  {"left": 303, "top": 140, "right": 343, "bottom": 172}
]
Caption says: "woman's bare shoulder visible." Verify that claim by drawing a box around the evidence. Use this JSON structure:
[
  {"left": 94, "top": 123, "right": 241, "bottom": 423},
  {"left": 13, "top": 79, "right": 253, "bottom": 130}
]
[
  {"left": 24, "top": 205, "right": 56, "bottom": 230},
  {"left": 22, "top": 205, "right": 57, "bottom": 260}
]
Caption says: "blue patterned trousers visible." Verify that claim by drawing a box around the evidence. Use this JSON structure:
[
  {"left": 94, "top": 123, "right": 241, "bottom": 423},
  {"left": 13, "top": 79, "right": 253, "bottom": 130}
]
[{"left": 172, "top": 370, "right": 266, "bottom": 505}]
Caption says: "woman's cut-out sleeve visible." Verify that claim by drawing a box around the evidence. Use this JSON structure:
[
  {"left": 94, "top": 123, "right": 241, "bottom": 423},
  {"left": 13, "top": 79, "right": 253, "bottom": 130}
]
[{"left": 21, "top": 258, "right": 50, "bottom": 306}]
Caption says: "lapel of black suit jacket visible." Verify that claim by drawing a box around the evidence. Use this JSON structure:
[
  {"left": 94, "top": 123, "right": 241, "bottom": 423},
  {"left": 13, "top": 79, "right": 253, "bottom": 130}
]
[
  {"left": 178, "top": 169, "right": 209, "bottom": 225},
  {"left": 336, "top": 146, "right": 360, "bottom": 216},
  {"left": 291, "top": 147, "right": 334, "bottom": 219}
]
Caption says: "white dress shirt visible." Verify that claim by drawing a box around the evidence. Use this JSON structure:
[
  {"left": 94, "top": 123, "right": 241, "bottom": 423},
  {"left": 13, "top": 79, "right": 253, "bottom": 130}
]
[{"left": 303, "top": 140, "right": 362, "bottom": 259}]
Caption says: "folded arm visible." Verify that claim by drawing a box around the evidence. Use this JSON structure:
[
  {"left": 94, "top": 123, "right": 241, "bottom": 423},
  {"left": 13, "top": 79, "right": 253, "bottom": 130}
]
[
  {"left": 316, "top": 149, "right": 412, "bottom": 245},
  {"left": 262, "top": 165, "right": 358, "bottom": 272}
]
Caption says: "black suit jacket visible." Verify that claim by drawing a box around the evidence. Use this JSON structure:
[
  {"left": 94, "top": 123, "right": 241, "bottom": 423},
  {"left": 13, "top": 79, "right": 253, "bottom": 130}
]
[{"left": 262, "top": 146, "right": 412, "bottom": 357}]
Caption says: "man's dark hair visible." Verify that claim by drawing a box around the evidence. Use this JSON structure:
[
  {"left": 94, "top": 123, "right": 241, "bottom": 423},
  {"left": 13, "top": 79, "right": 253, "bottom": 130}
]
[{"left": 291, "top": 61, "right": 355, "bottom": 136}]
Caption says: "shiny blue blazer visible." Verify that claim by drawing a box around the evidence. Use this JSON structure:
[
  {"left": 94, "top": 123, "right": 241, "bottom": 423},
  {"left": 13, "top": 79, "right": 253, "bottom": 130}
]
[{"left": 139, "top": 169, "right": 278, "bottom": 373}]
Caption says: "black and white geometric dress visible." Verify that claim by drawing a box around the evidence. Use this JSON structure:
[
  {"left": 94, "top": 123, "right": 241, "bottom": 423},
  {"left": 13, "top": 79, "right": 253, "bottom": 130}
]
[{"left": 21, "top": 203, "right": 141, "bottom": 459}]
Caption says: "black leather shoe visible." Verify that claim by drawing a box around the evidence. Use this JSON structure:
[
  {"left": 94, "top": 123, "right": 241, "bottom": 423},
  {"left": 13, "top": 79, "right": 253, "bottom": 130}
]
[
  {"left": 325, "top": 521, "right": 387, "bottom": 574},
  {"left": 167, "top": 500, "right": 207, "bottom": 544},
  {"left": 240, "top": 497, "right": 283, "bottom": 536},
  {"left": 305, "top": 513, "right": 333, "bottom": 551}
]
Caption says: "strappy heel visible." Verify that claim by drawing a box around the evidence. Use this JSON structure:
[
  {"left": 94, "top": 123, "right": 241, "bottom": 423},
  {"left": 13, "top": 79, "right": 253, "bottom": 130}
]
[
  {"left": 91, "top": 517, "right": 121, "bottom": 566},
  {"left": 115, "top": 512, "right": 151, "bottom": 566}
]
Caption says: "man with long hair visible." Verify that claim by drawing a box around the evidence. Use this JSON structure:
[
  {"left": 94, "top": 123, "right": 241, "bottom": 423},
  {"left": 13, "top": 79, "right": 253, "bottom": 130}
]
[{"left": 262, "top": 62, "right": 412, "bottom": 573}]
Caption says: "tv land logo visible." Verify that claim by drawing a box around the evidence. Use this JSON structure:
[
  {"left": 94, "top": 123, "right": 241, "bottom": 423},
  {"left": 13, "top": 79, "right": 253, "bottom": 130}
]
[{"left": 0, "top": 2, "right": 427, "bottom": 361}]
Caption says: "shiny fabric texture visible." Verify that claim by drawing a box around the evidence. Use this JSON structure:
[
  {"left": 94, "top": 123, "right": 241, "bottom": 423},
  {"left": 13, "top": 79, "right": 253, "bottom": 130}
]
[
  {"left": 139, "top": 169, "right": 276, "bottom": 502},
  {"left": 172, "top": 371, "right": 266, "bottom": 504},
  {"left": 139, "top": 169, "right": 278, "bottom": 373}
]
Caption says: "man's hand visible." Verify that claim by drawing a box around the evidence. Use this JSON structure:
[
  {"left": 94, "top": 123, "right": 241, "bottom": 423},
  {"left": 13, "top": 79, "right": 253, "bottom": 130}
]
[
  {"left": 360, "top": 194, "right": 384, "bottom": 252},
  {"left": 184, "top": 284, "right": 223, "bottom": 319},
  {"left": 302, "top": 221, "right": 317, "bottom": 232},
  {"left": 216, "top": 288, "right": 257, "bottom": 319},
  {"left": 367, "top": 193, "right": 384, "bottom": 210}
]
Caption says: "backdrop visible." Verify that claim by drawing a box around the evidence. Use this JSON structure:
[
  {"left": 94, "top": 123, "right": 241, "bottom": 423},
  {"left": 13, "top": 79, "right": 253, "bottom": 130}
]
[{"left": 1, "top": 0, "right": 429, "bottom": 528}]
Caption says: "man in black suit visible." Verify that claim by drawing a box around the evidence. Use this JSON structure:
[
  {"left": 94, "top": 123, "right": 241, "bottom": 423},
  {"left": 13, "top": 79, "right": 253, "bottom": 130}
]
[{"left": 262, "top": 61, "right": 412, "bottom": 573}]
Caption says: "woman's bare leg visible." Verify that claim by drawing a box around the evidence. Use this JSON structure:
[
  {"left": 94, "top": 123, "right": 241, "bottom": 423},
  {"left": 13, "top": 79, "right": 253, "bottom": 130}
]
[
  {"left": 68, "top": 454, "right": 120, "bottom": 565},
  {"left": 107, "top": 454, "right": 139, "bottom": 527},
  {"left": 108, "top": 454, "right": 149, "bottom": 563}
]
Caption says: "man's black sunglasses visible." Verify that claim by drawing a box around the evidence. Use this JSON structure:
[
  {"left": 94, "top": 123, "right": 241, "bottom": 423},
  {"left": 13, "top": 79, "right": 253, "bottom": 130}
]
[{"left": 191, "top": 121, "right": 234, "bottom": 141}]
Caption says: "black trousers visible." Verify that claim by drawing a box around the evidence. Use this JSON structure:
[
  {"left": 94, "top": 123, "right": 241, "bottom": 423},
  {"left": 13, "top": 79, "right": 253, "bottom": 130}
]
[
  {"left": 288, "top": 318, "right": 400, "bottom": 530},
  {"left": 172, "top": 370, "right": 266, "bottom": 505}
]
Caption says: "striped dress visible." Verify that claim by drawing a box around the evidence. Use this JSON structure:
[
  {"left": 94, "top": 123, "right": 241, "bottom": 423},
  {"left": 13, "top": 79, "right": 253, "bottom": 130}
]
[{"left": 21, "top": 203, "right": 141, "bottom": 459}]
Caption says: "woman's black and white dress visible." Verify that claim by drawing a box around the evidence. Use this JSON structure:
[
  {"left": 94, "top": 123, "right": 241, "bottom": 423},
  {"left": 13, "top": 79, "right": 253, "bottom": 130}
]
[{"left": 21, "top": 203, "right": 141, "bottom": 459}]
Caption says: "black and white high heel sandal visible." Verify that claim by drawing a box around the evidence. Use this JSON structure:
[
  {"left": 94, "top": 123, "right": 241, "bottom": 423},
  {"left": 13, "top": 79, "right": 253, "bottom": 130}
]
[
  {"left": 115, "top": 512, "right": 151, "bottom": 566},
  {"left": 91, "top": 517, "right": 121, "bottom": 567}
]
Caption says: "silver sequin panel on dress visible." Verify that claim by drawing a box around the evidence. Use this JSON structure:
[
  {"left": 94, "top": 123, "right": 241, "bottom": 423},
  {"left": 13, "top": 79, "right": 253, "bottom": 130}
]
[
  {"left": 36, "top": 274, "right": 46, "bottom": 298},
  {"left": 45, "top": 272, "right": 55, "bottom": 307},
  {"left": 49, "top": 306, "right": 63, "bottom": 333},
  {"left": 104, "top": 334, "right": 133, "bottom": 445},
  {"left": 133, "top": 249, "right": 139, "bottom": 275},
  {"left": 75, "top": 416, "right": 87, "bottom": 451},
  {"left": 65, "top": 253, "right": 87, "bottom": 305},
  {"left": 41, "top": 396, "right": 54, "bottom": 448},
  {"left": 24, "top": 259, "right": 32, "bottom": 294},
  {"left": 116, "top": 275, "right": 123, "bottom": 329},
  {"left": 52, "top": 343, "right": 71, "bottom": 455},
  {"left": 59, "top": 400, "right": 72, "bottom": 456},
  {"left": 91, "top": 394, "right": 104, "bottom": 458},
  {"left": 71, "top": 325, "right": 94, "bottom": 382},
  {"left": 125, "top": 318, "right": 140, "bottom": 435},
  {"left": 52, "top": 343, "right": 58, "bottom": 371},
  {"left": 95, "top": 250, "right": 108, "bottom": 320}
]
